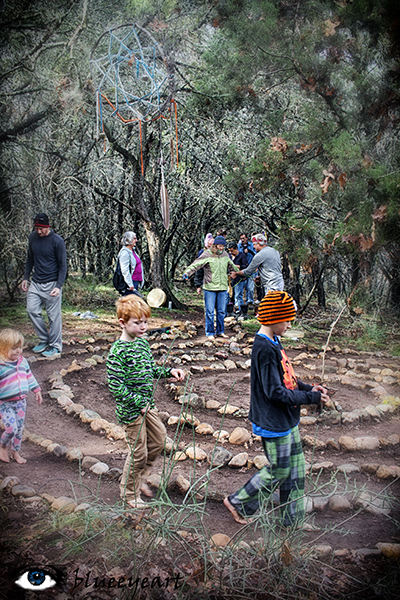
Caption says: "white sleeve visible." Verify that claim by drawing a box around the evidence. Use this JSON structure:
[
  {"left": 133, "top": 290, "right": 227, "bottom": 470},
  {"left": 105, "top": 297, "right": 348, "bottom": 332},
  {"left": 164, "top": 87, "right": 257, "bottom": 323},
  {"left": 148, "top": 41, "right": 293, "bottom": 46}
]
[{"left": 119, "top": 249, "right": 136, "bottom": 288}]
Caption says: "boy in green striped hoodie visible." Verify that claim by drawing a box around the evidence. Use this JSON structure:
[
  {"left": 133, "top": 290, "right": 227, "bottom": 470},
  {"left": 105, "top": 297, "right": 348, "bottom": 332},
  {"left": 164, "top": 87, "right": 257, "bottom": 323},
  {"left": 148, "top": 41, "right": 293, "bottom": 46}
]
[{"left": 107, "top": 295, "right": 185, "bottom": 509}]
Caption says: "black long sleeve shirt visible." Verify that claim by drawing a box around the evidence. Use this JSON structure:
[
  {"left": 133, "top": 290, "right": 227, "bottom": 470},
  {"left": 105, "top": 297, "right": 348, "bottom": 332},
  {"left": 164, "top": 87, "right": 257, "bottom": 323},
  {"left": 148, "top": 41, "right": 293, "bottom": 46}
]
[
  {"left": 249, "top": 333, "right": 321, "bottom": 433},
  {"left": 23, "top": 230, "right": 67, "bottom": 288}
]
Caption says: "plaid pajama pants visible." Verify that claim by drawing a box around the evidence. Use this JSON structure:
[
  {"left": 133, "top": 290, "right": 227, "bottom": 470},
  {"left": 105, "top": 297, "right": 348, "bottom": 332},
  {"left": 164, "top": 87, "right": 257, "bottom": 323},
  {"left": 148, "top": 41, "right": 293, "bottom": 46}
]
[{"left": 228, "top": 425, "right": 305, "bottom": 526}]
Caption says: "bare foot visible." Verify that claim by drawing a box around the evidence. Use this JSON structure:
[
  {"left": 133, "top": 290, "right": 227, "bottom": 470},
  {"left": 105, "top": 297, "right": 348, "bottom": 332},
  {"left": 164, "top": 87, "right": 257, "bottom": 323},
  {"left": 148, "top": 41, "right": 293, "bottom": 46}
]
[
  {"left": 223, "top": 497, "right": 250, "bottom": 525},
  {"left": 12, "top": 451, "right": 27, "bottom": 464},
  {"left": 139, "top": 482, "right": 154, "bottom": 498},
  {"left": 0, "top": 445, "right": 10, "bottom": 463}
]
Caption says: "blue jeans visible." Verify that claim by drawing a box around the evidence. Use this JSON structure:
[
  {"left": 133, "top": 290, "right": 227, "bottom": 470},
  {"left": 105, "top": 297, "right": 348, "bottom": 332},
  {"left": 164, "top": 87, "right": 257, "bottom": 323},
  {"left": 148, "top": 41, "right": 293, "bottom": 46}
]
[
  {"left": 233, "top": 280, "right": 245, "bottom": 309},
  {"left": 203, "top": 290, "right": 226, "bottom": 336},
  {"left": 244, "top": 277, "right": 255, "bottom": 304}
]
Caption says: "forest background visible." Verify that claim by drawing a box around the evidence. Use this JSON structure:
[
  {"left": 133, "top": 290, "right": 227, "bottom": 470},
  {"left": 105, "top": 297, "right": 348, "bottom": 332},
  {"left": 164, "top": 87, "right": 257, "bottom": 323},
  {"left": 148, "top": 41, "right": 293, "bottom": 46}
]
[{"left": 1, "top": 0, "right": 400, "bottom": 320}]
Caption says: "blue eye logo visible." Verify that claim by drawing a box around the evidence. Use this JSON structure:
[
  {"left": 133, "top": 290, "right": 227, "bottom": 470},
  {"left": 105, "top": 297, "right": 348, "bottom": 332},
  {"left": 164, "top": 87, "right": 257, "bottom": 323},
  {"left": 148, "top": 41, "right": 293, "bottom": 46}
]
[{"left": 15, "top": 567, "right": 60, "bottom": 591}]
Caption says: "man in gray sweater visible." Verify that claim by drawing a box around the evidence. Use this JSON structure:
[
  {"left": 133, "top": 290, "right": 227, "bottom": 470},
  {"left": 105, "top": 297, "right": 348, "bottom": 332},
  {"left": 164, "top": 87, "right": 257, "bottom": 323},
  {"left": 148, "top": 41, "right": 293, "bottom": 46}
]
[
  {"left": 230, "top": 233, "right": 284, "bottom": 297},
  {"left": 22, "top": 213, "right": 67, "bottom": 357}
]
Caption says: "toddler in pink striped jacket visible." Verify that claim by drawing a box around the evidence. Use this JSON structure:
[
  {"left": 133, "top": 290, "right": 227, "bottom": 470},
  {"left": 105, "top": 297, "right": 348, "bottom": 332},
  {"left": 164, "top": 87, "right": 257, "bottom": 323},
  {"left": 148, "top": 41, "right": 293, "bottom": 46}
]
[{"left": 0, "top": 329, "right": 42, "bottom": 464}]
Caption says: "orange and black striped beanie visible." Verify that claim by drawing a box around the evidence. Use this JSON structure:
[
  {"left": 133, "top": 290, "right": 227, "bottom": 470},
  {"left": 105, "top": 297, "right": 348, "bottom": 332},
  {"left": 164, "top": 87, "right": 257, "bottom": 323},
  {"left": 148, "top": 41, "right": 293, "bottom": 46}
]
[{"left": 257, "top": 291, "right": 296, "bottom": 325}]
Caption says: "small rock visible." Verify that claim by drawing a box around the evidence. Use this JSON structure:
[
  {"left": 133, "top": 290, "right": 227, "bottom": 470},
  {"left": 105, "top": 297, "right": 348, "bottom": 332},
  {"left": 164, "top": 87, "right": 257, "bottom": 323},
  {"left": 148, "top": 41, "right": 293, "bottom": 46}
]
[
  {"left": 74, "top": 503, "right": 91, "bottom": 513},
  {"left": 326, "top": 439, "right": 341, "bottom": 451},
  {"left": 0, "top": 476, "right": 21, "bottom": 491},
  {"left": 355, "top": 436, "right": 380, "bottom": 450},
  {"left": 341, "top": 411, "right": 360, "bottom": 425},
  {"left": 146, "top": 473, "right": 161, "bottom": 489},
  {"left": 48, "top": 389, "right": 74, "bottom": 399},
  {"left": 169, "top": 474, "right": 190, "bottom": 494},
  {"left": 41, "top": 493, "right": 56, "bottom": 504},
  {"left": 360, "top": 463, "right": 379, "bottom": 474},
  {"left": 329, "top": 496, "right": 351, "bottom": 512},
  {"left": 300, "top": 416, "right": 317, "bottom": 426},
  {"left": 224, "top": 360, "right": 237, "bottom": 371},
  {"left": 312, "top": 461, "right": 334, "bottom": 472},
  {"left": 11, "top": 484, "right": 36, "bottom": 498},
  {"left": 196, "top": 423, "right": 214, "bottom": 435},
  {"left": 210, "top": 533, "right": 231, "bottom": 548},
  {"left": 338, "top": 436, "right": 357, "bottom": 451},
  {"left": 52, "top": 445, "right": 67, "bottom": 457},
  {"left": 355, "top": 492, "right": 391, "bottom": 516},
  {"left": 218, "top": 404, "right": 239, "bottom": 415},
  {"left": 228, "top": 452, "right": 249, "bottom": 468},
  {"left": 206, "top": 400, "right": 221, "bottom": 410},
  {"left": 208, "top": 446, "right": 233, "bottom": 467},
  {"left": 376, "top": 543, "right": 400, "bottom": 562},
  {"left": 313, "top": 545, "right": 333, "bottom": 557},
  {"left": 178, "top": 393, "right": 205, "bottom": 410},
  {"left": 107, "top": 425, "right": 126, "bottom": 440},
  {"left": 65, "top": 403, "right": 85, "bottom": 415},
  {"left": 365, "top": 405, "right": 381, "bottom": 419},
  {"left": 376, "top": 465, "right": 397, "bottom": 479},
  {"left": 40, "top": 439, "right": 53, "bottom": 448},
  {"left": 89, "top": 462, "right": 109, "bottom": 475},
  {"left": 253, "top": 455, "right": 269, "bottom": 470},
  {"left": 212, "top": 430, "right": 230, "bottom": 442},
  {"left": 106, "top": 468, "right": 123, "bottom": 480},
  {"left": 313, "top": 496, "right": 330, "bottom": 511},
  {"left": 172, "top": 451, "right": 187, "bottom": 462},
  {"left": 90, "top": 418, "right": 112, "bottom": 433},
  {"left": 66, "top": 447, "right": 84, "bottom": 461},
  {"left": 185, "top": 446, "right": 207, "bottom": 461},
  {"left": 302, "top": 435, "right": 326, "bottom": 450},
  {"left": 337, "top": 463, "right": 360, "bottom": 474},
  {"left": 51, "top": 496, "right": 78, "bottom": 513},
  {"left": 229, "top": 427, "right": 251, "bottom": 445},
  {"left": 80, "top": 409, "right": 102, "bottom": 423},
  {"left": 57, "top": 395, "right": 73, "bottom": 407}
]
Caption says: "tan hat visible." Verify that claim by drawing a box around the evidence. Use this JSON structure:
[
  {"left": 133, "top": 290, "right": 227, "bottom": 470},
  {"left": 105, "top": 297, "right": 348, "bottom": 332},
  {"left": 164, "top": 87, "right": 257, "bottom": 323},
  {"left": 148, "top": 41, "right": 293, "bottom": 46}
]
[{"left": 146, "top": 288, "right": 167, "bottom": 308}]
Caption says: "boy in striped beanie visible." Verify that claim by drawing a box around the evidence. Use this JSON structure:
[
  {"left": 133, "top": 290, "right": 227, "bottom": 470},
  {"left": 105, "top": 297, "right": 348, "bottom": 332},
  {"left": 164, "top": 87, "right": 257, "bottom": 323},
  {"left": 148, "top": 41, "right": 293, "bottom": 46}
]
[{"left": 224, "top": 291, "right": 329, "bottom": 528}]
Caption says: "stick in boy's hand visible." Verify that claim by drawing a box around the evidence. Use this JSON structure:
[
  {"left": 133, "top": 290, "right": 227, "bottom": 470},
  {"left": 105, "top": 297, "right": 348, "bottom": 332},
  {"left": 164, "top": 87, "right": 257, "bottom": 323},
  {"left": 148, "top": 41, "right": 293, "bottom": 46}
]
[{"left": 170, "top": 368, "right": 185, "bottom": 382}]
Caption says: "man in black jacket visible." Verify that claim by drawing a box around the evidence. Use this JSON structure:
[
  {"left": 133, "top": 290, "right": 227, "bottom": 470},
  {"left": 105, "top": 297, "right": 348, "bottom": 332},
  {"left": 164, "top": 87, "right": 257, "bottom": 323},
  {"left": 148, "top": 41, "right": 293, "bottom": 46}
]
[
  {"left": 22, "top": 213, "right": 67, "bottom": 357},
  {"left": 228, "top": 242, "right": 248, "bottom": 316}
]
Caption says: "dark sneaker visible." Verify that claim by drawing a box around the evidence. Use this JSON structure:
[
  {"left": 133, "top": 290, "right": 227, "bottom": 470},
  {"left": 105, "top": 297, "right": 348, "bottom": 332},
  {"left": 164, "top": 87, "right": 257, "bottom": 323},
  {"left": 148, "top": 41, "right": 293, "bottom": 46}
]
[
  {"left": 42, "top": 347, "right": 61, "bottom": 358},
  {"left": 33, "top": 342, "right": 48, "bottom": 353}
]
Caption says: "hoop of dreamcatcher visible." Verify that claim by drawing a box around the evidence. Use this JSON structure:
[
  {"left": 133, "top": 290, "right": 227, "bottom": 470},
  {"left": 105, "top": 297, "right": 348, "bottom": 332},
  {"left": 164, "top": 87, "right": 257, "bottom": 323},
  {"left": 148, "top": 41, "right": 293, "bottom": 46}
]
[{"left": 90, "top": 23, "right": 178, "bottom": 229}]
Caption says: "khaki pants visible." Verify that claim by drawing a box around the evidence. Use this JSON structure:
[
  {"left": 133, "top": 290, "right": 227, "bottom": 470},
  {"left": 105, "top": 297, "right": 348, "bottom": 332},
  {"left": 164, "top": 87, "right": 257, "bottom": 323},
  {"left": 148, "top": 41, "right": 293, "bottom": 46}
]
[{"left": 120, "top": 409, "right": 166, "bottom": 502}]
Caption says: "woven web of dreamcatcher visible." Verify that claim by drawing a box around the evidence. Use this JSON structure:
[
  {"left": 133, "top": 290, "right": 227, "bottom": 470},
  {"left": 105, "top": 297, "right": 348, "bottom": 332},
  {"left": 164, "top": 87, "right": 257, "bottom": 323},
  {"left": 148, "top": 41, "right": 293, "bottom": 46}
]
[{"left": 90, "top": 24, "right": 176, "bottom": 229}]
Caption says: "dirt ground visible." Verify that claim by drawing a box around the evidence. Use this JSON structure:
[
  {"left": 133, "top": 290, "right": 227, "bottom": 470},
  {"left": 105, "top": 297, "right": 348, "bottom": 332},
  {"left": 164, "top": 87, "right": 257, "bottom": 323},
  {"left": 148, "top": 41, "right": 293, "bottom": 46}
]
[{"left": 1, "top": 307, "right": 400, "bottom": 599}]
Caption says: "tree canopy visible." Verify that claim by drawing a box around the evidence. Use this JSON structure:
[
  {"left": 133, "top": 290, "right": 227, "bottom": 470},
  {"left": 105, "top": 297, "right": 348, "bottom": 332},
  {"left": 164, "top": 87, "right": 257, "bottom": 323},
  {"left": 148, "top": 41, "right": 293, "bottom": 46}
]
[{"left": 1, "top": 0, "right": 399, "bottom": 312}]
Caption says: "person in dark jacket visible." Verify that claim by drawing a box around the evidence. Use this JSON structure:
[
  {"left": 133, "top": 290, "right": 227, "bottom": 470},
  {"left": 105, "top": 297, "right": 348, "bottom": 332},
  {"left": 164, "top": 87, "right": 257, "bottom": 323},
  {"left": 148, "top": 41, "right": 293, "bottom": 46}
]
[
  {"left": 224, "top": 291, "right": 329, "bottom": 527},
  {"left": 21, "top": 213, "right": 67, "bottom": 358},
  {"left": 228, "top": 242, "right": 248, "bottom": 316}
]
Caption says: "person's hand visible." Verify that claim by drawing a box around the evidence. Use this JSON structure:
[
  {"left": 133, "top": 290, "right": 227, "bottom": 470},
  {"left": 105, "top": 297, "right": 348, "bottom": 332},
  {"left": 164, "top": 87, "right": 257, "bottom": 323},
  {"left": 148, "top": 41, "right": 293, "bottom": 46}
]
[
  {"left": 50, "top": 287, "right": 61, "bottom": 297},
  {"left": 196, "top": 287, "right": 202, "bottom": 295},
  {"left": 35, "top": 391, "right": 43, "bottom": 405},
  {"left": 141, "top": 403, "right": 150, "bottom": 414},
  {"left": 312, "top": 384, "right": 330, "bottom": 405},
  {"left": 21, "top": 280, "right": 29, "bottom": 292},
  {"left": 182, "top": 274, "right": 188, "bottom": 281},
  {"left": 170, "top": 368, "right": 185, "bottom": 381}
]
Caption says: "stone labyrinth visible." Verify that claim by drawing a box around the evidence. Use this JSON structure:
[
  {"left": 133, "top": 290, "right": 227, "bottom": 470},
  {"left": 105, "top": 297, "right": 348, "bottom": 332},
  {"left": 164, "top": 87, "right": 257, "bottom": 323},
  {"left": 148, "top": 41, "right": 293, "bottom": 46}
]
[{"left": 1, "top": 315, "right": 400, "bottom": 561}]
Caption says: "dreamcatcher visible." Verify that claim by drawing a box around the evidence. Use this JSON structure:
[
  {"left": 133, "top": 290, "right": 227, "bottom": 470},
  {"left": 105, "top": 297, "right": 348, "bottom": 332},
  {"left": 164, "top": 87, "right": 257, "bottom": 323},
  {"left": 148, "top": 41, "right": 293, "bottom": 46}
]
[{"left": 90, "top": 24, "right": 178, "bottom": 229}]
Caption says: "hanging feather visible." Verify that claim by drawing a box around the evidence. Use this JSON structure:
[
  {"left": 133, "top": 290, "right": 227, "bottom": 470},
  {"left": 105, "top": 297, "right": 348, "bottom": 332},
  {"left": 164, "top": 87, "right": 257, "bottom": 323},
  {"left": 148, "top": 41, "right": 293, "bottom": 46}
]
[
  {"left": 160, "top": 161, "right": 170, "bottom": 229},
  {"left": 160, "top": 182, "right": 170, "bottom": 230}
]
